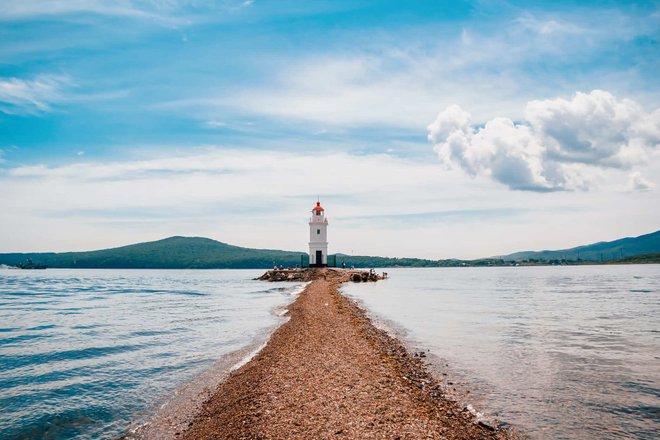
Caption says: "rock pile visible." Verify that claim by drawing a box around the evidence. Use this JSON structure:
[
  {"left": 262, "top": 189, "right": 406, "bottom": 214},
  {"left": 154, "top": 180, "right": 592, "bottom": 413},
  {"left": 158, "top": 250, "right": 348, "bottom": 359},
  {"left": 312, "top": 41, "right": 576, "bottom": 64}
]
[
  {"left": 257, "top": 268, "right": 383, "bottom": 283},
  {"left": 256, "top": 270, "right": 309, "bottom": 282},
  {"left": 349, "top": 270, "right": 380, "bottom": 282}
]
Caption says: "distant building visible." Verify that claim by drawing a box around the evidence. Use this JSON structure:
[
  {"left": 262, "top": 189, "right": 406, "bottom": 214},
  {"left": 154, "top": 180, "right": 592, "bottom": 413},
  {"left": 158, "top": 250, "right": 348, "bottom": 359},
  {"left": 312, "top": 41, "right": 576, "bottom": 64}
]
[{"left": 309, "top": 201, "right": 328, "bottom": 267}]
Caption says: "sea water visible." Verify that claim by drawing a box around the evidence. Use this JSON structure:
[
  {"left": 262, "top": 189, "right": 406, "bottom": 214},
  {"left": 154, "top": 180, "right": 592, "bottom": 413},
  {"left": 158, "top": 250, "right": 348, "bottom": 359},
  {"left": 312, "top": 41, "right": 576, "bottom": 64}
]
[
  {"left": 0, "top": 268, "right": 305, "bottom": 440},
  {"left": 342, "top": 265, "right": 660, "bottom": 439}
]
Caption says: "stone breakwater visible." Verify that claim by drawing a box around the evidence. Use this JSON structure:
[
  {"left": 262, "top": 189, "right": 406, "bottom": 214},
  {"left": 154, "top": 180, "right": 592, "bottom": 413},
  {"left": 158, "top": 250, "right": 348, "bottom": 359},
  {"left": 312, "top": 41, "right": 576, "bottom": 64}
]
[
  {"left": 257, "top": 268, "right": 383, "bottom": 282},
  {"left": 178, "top": 269, "right": 514, "bottom": 439}
]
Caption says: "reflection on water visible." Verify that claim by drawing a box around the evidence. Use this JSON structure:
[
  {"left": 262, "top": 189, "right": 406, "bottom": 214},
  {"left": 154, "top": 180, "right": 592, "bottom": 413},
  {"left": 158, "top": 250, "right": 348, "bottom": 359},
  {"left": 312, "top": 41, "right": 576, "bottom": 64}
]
[
  {"left": 342, "top": 265, "right": 660, "bottom": 439},
  {"left": 0, "top": 269, "right": 305, "bottom": 440}
]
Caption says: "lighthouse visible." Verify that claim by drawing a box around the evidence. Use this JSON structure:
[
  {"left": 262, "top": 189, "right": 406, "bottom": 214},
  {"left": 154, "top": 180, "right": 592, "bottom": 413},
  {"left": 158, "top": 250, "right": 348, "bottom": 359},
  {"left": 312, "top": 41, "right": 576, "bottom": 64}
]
[{"left": 309, "top": 201, "right": 328, "bottom": 267}]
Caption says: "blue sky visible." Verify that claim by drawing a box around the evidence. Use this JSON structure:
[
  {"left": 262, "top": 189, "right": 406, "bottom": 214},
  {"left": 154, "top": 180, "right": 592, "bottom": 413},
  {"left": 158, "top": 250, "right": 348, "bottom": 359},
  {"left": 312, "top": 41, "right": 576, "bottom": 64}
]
[{"left": 1, "top": 0, "right": 659, "bottom": 258}]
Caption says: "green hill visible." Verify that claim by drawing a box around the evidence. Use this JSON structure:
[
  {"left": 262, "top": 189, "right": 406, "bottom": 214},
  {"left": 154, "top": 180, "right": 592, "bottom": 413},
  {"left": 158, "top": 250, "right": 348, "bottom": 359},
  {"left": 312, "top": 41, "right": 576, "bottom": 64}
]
[
  {"left": 0, "top": 236, "right": 306, "bottom": 269},
  {"left": 498, "top": 230, "right": 660, "bottom": 262}
]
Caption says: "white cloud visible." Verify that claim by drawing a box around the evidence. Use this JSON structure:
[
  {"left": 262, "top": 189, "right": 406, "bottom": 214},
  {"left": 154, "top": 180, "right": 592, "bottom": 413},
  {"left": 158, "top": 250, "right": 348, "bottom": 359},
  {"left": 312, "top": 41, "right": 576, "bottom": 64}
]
[
  {"left": 427, "top": 90, "right": 660, "bottom": 191},
  {"left": 629, "top": 171, "right": 655, "bottom": 192},
  {"left": 0, "top": 75, "right": 70, "bottom": 115}
]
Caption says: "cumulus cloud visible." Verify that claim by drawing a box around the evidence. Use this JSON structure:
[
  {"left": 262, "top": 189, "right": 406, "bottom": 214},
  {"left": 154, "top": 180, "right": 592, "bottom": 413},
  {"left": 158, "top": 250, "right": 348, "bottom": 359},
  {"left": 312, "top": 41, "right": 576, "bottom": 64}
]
[
  {"left": 0, "top": 75, "right": 69, "bottom": 115},
  {"left": 427, "top": 90, "right": 660, "bottom": 191}
]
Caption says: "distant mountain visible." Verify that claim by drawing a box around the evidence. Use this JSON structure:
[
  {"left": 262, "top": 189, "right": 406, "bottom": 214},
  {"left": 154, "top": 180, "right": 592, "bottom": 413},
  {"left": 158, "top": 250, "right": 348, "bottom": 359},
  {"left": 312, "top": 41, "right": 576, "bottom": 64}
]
[{"left": 498, "top": 230, "right": 660, "bottom": 262}]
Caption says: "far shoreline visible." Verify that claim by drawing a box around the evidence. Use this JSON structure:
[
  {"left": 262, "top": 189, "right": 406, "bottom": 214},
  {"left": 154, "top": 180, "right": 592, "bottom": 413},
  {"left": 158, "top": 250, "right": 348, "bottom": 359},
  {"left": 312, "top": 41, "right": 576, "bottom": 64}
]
[{"left": 3, "top": 260, "right": 660, "bottom": 271}]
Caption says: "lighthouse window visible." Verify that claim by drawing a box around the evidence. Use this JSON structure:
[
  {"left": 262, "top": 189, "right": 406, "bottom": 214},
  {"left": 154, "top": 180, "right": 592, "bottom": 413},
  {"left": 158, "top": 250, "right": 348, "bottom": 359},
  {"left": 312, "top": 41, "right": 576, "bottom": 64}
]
[{"left": 317, "top": 229, "right": 320, "bottom": 234}]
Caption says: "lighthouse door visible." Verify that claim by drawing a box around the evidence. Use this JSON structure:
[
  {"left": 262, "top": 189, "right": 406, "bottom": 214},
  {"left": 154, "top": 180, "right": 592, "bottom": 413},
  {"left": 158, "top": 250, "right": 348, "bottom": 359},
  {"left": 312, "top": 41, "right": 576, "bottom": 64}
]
[{"left": 316, "top": 250, "right": 323, "bottom": 266}]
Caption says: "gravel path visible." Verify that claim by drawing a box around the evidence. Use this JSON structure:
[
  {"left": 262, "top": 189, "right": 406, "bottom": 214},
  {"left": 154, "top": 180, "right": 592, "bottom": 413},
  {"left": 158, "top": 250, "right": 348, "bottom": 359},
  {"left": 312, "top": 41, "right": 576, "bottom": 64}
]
[{"left": 181, "top": 270, "right": 513, "bottom": 439}]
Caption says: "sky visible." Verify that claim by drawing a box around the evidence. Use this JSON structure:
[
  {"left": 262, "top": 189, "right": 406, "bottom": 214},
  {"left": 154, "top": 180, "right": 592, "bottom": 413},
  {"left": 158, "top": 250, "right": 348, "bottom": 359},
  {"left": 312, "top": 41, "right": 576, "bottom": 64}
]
[{"left": 1, "top": 0, "right": 659, "bottom": 259}]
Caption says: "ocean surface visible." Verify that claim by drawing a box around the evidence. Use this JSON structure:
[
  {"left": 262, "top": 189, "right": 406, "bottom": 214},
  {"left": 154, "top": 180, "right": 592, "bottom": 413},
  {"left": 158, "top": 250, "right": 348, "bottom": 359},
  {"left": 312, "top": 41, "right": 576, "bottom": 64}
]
[
  {"left": 342, "top": 265, "right": 660, "bottom": 439},
  {"left": 0, "top": 268, "right": 306, "bottom": 440}
]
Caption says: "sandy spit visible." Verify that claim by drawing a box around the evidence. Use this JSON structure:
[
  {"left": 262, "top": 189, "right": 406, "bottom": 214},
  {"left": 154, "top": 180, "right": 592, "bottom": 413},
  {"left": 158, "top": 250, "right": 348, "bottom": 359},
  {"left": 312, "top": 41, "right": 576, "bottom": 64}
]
[{"left": 177, "top": 269, "right": 515, "bottom": 439}]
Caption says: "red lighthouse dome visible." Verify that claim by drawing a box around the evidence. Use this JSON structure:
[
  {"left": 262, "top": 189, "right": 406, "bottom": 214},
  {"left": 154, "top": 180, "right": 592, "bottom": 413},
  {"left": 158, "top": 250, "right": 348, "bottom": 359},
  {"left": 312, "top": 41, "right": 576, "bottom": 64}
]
[{"left": 312, "top": 201, "right": 324, "bottom": 215}]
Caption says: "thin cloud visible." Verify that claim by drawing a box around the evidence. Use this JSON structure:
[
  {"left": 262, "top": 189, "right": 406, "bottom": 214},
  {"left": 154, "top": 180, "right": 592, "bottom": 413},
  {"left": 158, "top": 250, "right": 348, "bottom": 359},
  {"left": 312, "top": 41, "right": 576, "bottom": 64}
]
[
  {"left": 515, "top": 13, "right": 587, "bottom": 36},
  {"left": 165, "top": 9, "right": 657, "bottom": 130},
  {"left": 0, "top": 0, "right": 188, "bottom": 24},
  {"left": 0, "top": 0, "right": 256, "bottom": 26},
  {"left": 0, "top": 0, "right": 151, "bottom": 20},
  {"left": 204, "top": 120, "right": 227, "bottom": 128},
  {"left": 0, "top": 75, "right": 70, "bottom": 115}
]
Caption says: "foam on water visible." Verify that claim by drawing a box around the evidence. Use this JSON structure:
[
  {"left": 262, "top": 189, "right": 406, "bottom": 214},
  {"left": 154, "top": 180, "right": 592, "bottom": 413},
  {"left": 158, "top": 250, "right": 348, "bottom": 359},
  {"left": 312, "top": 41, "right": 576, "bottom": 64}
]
[{"left": 0, "top": 268, "right": 306, "bottom": 440}]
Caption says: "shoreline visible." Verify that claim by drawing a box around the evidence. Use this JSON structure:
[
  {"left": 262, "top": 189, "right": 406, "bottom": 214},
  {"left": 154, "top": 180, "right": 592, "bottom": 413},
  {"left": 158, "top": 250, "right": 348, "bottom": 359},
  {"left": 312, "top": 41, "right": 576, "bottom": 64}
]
[
  {"left": 126, "top": 283, "right": 308, "bottom": 440},
  {"left": 169, "top": 269, "right": 514, "bottom": 439},
  {"left": 338, "top": 288, "right": 500, "bottom": 429}
]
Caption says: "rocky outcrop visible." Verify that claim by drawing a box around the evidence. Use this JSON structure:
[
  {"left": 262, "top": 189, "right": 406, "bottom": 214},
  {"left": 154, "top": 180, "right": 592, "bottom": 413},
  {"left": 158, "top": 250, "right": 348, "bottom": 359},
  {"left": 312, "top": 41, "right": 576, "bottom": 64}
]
[{"left": 256, "top": 268, "right": 383, "bottom": 283}]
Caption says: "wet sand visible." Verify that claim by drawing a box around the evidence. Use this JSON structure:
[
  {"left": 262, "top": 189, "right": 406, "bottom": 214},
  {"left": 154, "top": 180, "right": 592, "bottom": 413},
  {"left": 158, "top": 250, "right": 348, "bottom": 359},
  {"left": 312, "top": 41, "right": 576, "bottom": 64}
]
[{"left": 180, "top": 269, "right": 513, "bottom": 439}]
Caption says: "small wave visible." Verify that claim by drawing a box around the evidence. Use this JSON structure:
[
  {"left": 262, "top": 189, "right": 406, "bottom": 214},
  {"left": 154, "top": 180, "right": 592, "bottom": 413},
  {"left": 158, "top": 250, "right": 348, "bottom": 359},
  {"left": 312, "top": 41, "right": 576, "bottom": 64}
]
[
  {"left": 287, "top": 283, "right": 309, "bottom": 296},
  {"left": 0, "top": 333, "right": 48, "bottom": 346},
  {"left": 4, "top": 405, "right": 115, "bottom": 440},
  {"left": 621, "top": 380, "right": 660, "bottom": 396},
  {"left": 265, "top": 286, "right": 290, "bottom": 292},
  {"left": 130, "top": 329, "right": 173, "bottom": 337},
  {"left": 100, "top": 288, "right": 208, "bottom": 296},
  {"left": 27, "top": 324, "right": 58, "bottom": 331},
  {"left": 261, "top": 282, "right": 308, "bottom": 297},
  {"left": 610, "top": 403, "right": 660, "bottom": 418},
  {"left": 71, "top": 324, "right": 107, "bottom": 330},
  {"left": 0, "top": 327, "right": 20, "bottom": 333},
  {"left": 0, "top": 344, "right": 142, "bottom": 372}
]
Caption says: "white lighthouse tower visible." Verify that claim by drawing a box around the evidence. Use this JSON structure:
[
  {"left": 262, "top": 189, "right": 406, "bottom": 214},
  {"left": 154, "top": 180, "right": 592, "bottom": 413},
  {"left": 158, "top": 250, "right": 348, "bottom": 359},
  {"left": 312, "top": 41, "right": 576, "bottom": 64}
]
[{"left": 309, "top": 201, "right": 328, "bottom": 267}]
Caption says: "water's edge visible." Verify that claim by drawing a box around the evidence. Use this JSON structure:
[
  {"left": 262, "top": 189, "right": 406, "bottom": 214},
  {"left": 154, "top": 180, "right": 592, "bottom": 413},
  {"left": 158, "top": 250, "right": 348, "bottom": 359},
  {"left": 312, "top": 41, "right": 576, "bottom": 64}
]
[
  {"left": 339, "top": 287, "right": 512, "bottom": 433},
  {"left": 124, "top": 283, "right": 307, "bottom": 439}
]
